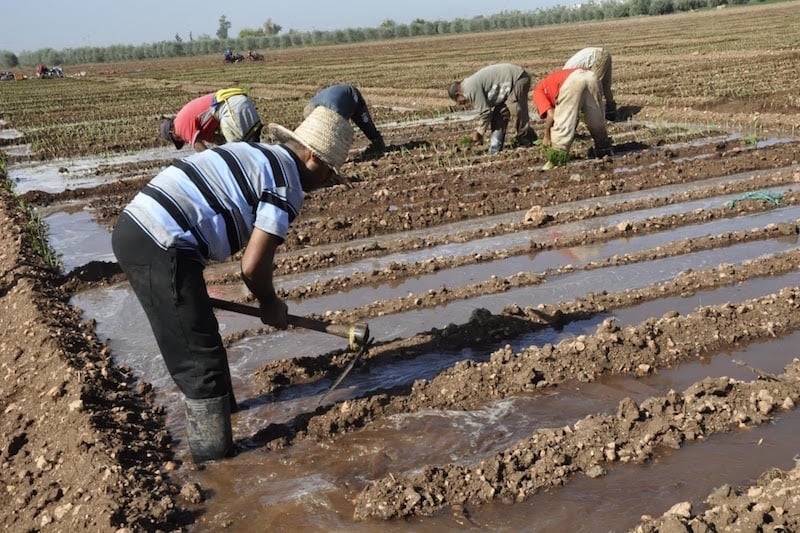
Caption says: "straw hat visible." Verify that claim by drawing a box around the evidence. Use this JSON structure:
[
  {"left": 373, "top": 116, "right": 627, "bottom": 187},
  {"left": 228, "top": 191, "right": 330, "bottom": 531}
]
[{"left": 269, "top": 106, "right": 353, "bottom": 171}]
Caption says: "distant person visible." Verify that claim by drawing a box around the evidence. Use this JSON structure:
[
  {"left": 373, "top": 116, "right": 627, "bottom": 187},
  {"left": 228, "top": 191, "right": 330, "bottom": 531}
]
[
  {"left": 115, "top": 107, "right": 355, "bottom": 462},
  {"left": 304, "top": 84, "right": 385, "bottom": 155},
  {"left": 564, "top": 46, "right": 616, "bottom": 120},
  {"left": 448, "top": 63, "right": 536, "bottom": 154},
  {"left": 160, "top": 88, "right": 262, "bottom": 152},
  {"left": 532, "top": 68, "right": 611, "bottom": 170}
]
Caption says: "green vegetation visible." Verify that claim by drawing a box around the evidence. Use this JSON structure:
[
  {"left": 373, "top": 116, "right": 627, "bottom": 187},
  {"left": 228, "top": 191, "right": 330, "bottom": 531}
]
[
  {"left": 13, "top": 0, "right": 777, "bottom": 66},
  {"left": 744, "top": 134, "right": 760, "bottom": 146},
  {"left": 545, "top": 147, "right": 571, "bottom": 166},
  {"left": 458, "top": 135, "right": 474, "bottom": 148},
  {"left": 0, "top": 50, "right": 18, "bottom": 68},
  {"left": 0, "top": 157, "right": 61, "bottom": 270},
  {"left": 216, "top": 15, "right": 232, "bottom": 40}
]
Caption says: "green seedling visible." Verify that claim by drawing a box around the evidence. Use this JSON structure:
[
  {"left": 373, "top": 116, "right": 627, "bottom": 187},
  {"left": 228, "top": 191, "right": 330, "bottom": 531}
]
[
  {"left": 544, "top": 147, "right": 570, "bottom": 167},
  {"left": 744, "top": 134, "right": 759, "bottom": 147},
  {"left": 457, "top": 135, "right": 473, "bottom": 149}
]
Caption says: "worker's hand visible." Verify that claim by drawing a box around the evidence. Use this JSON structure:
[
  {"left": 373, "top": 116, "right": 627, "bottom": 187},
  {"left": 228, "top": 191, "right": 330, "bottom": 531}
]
[
  {"left": 259, "top": 295, "right": 288, "bottom": 330},
  {"left": 471, "top": 130, "right": 484, "bottom": 144},
  {"left": 542, "top": 132, "right": 552, "bottom": 148}
]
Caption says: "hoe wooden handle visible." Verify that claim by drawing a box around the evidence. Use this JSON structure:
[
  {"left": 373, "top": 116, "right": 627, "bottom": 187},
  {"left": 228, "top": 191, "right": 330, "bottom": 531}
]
[{"left": 209, "top": 297, "right": 365, "bottom": 343}]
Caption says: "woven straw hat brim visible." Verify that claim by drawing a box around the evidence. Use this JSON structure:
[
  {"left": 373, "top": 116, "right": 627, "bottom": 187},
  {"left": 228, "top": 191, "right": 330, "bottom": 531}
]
[
  {"left": 268, "top": 106, "right": 353, "bottom": 171},
  {"left": 268, "top": 124, "right": 335, "bottom": 167}
]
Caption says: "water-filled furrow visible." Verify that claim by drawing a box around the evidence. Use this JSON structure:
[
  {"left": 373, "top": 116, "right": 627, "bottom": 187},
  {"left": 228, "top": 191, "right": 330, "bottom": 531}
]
[
  {"left": 229, "top": 239, "right": 800, "bottom": 374},
  {"left": 276, "top": 205, "right": 800, "bottom": 313},
  {"left": 193, "top": 334, "right": 800, "bottom": 532}
]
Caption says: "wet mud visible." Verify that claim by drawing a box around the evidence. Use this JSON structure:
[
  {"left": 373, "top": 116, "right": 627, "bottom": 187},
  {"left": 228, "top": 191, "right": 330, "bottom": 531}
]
[
  {"left": 354, "top": 361, "right": 800, "bottom": 519},
  {"left": 634, "top": 463, "right": 800, "bottom": 532}
]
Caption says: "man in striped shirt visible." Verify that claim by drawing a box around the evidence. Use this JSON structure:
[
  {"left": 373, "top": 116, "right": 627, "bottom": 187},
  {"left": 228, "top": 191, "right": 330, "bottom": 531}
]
[{"left": 112, "top": 106, "right": 354, "bottom": 462}]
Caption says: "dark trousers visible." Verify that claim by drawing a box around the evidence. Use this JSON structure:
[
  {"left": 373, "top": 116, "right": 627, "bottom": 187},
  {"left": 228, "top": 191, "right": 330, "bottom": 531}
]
[{"left": 111, "top": 213, "right": 236, "bottom": 402}]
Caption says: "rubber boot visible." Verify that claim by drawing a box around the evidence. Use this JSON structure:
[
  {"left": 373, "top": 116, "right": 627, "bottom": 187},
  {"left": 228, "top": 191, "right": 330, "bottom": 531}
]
[
  {"left": 184, "top": 394, "right": 233, "bottom": 463},
  {"left": 489, "top": 128, "right": 506, "bottom": 154}
]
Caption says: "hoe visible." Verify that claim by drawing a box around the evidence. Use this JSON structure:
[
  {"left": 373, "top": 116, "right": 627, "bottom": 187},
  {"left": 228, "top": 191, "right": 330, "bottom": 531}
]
[{"left": 210, "top": 297, "right": 372, "bottom": 402}]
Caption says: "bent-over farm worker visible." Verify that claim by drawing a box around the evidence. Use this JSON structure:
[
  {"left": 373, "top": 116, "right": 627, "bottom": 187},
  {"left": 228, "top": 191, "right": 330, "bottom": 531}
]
[
  {"left": 305, "top": 84, "right": 385, "bottom": 155},
  {"left": 114, "top": 106, "right": 354, "bottom": 462},
  {"left": 448, "top": 63, "right": 536, "bottom": 154},
  {"left": 160, "top": 87, "right": 263, "bottom": 152},
  {"left": 564, "top": 46, "right": 617, "bottom": 120},
  {"left": 533, "top": 68, "right": 611, "bottom": 170}
]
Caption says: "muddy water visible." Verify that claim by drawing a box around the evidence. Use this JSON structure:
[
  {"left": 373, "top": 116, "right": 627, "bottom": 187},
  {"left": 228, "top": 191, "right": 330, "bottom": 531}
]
[
  {"left": 73, "top": 239, "right": 800, "bottom": 413},
  {"left": 43, "top": 208, "right": 115, "bottom": 272},
  {"left": 7, "top": 146, "right": 187, "bottom": 194},
  {"left": 231, "top": 239, "right": 800, "bottom": 368},
  {"left": 193, "top": 330, "right": 800, "bottom": 531},
  {"left": 283, "top": 204, "right": 800, "bottom": 312},
  {"left": 378, "top": 110, "right": 478, "bottom": 129},
  {"left": 44, "top": 178, "right": 799, "bottom": 288},
  {"left": 466, "top": 411, "right": 800, "bottom": 532},
  {"left": 205, "top": 164, "right": 800, "bottom": 283}
]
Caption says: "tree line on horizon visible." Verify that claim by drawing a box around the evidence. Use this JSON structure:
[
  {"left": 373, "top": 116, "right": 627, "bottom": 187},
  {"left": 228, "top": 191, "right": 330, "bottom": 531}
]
[{"left": 0, "top": 0, "right": 766, "bottom": 68}]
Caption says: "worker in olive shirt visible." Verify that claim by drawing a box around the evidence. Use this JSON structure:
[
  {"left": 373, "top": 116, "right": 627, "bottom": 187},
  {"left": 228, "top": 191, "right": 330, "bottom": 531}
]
[
  {"left": 114, "top": 107, "right": 354, "bottom": 462},
  {"left": 160, "top": 87, "right": 263, "bottom": 152},
  {"left": 305, "top": 84, "right": 385, "bottom": 155},
  {"left": 448, "top": 63, "right": 536, "bottom": 154}
]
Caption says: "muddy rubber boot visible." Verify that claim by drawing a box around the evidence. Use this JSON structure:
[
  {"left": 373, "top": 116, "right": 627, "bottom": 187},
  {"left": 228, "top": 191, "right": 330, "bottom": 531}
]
[
  {"left": 184, "top": 394, "right": 233, "bottom": 463},
  {"left": 489, "top": 128, "right": 506, "bottom": 154}
]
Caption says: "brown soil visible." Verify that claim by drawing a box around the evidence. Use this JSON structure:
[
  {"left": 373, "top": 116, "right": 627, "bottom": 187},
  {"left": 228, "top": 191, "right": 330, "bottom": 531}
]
[
  {"left": 69, "top": 162, "right": 800, "bottom": 295},
  {"left": 633, "top": 464, "right": 800, "bottom": 532},
  {"left": 237, "top": 220, "right": 800, "bottom": 325},
  {"left": 247, "top": 251, "right": 800, "bottom": 446},
  {"left": 58, "top": 140, "right": 800, "bottom": 256},
  {"left": 20, "top": 176, "right": 150, "bottom": 208},
  {"left": 60, "top": 260, "right": 125, "bottom": 293},
  {"left": 0, "top": 169, "right": 195, "bottom": 529},
  {"left": 353, "top": 361, "right": 800, "bottom": 520},
  {"left": 297, "top": 287, "right": 800, "bottom": 447},
  {"left": 211, "top": 163, "right": 800, "bottom": 285}
]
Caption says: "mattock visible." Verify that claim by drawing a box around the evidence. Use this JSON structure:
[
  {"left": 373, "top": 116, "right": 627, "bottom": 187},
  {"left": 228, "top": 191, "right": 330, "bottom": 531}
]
[{"left": 209, "top": 298, "right": 373, "bottom": 403}]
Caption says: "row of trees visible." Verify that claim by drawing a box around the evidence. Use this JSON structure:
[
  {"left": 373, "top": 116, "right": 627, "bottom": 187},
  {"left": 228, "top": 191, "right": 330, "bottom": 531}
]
[{"left": 5, "top": 0, "right": 762, "bottom": 67}]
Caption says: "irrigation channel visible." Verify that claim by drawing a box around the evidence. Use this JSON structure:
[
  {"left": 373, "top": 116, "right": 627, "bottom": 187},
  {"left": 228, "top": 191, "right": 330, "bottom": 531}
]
[{"left": 14, "top": 119, "right": 800, "bottom": 530}]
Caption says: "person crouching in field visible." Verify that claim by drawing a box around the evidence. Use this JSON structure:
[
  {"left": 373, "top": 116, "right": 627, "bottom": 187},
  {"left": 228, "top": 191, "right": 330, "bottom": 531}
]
[
  {"left": 160, "top": 87, "right": 263, "bottom": 152},
  {"left": 564, "top": 46, "right": 617, "bottom": 120},
  {"left": 305, "top": 84, "right": 385, "bottom": 157},
  {"left": 533, "top": 68, "right": 612, "bottom": 170},
  {"left": 115, "top": 107, "right": 353, "bottom": 462},
  {"left": 448, "top": 63, "right": 537, "bottom": 154}
]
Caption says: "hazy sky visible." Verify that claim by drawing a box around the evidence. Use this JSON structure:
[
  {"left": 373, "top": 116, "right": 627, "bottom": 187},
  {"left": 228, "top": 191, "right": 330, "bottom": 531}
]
[{"left": 1, "top": 0, "right": 567, "bottom": 52}]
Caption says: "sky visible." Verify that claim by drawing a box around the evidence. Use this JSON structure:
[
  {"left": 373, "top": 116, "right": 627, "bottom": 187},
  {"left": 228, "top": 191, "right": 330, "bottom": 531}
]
[{"left": 0, "top": 0, "right": 568, "bottom": 52}]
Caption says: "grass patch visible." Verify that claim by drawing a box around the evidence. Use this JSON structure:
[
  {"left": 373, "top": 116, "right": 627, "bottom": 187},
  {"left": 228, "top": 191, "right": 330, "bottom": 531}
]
[
  {"left": 744, "top": 134, "right": 760, "bottom": 146},
  {"left": 457, "top": 135, "right": 474, "bottom": 148},
  {"left": 545, "top": 147, "right": 570, "bottom": 167},
  {"left": 0, "top": 156, "right": 62, "bottom": 271}
]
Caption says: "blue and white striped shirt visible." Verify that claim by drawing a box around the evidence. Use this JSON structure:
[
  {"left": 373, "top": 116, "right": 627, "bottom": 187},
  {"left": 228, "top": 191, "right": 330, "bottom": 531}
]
[{"left": 124, "top": 142, "right": 304, "bottom": 262}]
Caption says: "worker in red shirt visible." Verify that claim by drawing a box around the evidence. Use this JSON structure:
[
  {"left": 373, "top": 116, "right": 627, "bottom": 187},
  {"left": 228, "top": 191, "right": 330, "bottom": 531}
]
[
  {"left": 160, "top": 88, "right": 263, "bottom": 152},
  {"left": 532, "top": 69, "right": 611, "bottom": 170}
]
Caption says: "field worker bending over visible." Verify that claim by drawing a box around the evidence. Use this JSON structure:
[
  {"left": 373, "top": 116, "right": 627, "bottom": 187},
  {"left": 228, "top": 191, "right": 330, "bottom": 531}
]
[
  {"left": 448, "top": 63, "right": 536, "bottom": 154},
  {"left": 160, "top": 87, "right": 263, "bottom": 152},
  {"left": 533, "top": 68, "right": 611, "bottom": 170},
  {"left": 115, "top": 107, "right": 354, "bottom": 462},
  {"left": 305, "top": 84, "right": 385, "bottom": 156},
  {"left": 564, "top": 46, "right": 617, "bottom": 120}
]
